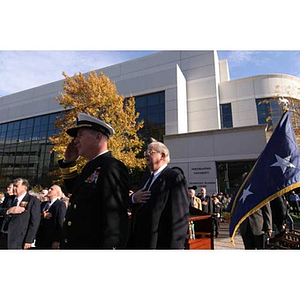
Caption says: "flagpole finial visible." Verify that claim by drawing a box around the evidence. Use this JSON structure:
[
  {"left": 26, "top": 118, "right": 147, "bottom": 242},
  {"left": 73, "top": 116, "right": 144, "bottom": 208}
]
[{"left": 278, "top": 97, "right": 290, "bottom": 112}]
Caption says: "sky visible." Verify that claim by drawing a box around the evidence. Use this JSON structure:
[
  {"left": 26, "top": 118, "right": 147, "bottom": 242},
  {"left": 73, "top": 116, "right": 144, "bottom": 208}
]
[
  {"left": 218, "top": 51, "right": 300, "bottom": 80},
  {"left": 0, "top": 50, "right": 300, "bottom": 97},
  {"left": 0, "top": 51, "right": 157, "bottom": 97}
]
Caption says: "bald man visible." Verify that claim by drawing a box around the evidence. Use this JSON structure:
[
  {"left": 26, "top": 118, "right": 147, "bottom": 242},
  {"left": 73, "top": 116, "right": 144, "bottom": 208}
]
[{"left": 35, "top": 185, "right": 67, "bottom": 249}]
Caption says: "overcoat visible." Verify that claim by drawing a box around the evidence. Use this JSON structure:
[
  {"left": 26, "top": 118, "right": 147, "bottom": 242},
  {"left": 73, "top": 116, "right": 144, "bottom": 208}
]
[{"left": 128, "top": 166, "right": 189, "bottom": 249}]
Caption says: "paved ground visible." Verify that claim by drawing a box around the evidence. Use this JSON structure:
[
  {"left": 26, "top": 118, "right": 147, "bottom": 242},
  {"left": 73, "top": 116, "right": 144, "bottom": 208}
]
[
  {"left": 214, "top": 219, "right": 300, "bottom": 250},
  {"left": 214, "top": 221, "right": 245, "bottom": 250}
]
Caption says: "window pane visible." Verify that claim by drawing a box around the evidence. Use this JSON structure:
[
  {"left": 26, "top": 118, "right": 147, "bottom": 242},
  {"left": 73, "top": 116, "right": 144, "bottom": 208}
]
[
  {"left": 220, "top": 103, "right": 233, "bottom": 128},
  {"left": 256, "top": 98, "right": 282, "bottom": 129},
  {"left": 136, "top": 96, "right": 147, "bottom": 108},
  {"left": 134, "top": 91, "right": 165, "bottom": 142}
]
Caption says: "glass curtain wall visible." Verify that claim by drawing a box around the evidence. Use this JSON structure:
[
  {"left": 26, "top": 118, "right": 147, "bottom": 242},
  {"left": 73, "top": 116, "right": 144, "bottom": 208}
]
[
  {"left": 0, "top": 91, "right": 166, "bottom": 189},
  {"left": 256, "top": 98, "right": 282, "bottom": 130},
  {"left": 0, "top": 112, "right": 61, "bottom": 189},
  {"left": 134, "top": 91, "right": 165, "bottom": 143}
]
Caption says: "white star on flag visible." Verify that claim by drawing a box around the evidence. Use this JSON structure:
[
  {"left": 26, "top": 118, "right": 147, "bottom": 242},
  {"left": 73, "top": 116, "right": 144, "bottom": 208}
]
[
  {"left": 240, "top": 184, "right": 253, "bottom": 204},
  {"left": 271, "top": 154, "right": 296, "bottom": 174}
]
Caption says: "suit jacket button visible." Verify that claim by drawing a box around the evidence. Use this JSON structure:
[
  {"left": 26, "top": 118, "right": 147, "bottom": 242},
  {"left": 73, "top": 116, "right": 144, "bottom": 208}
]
[
  {"left": 67, "top": 221, "right": 72, "bottom": 226},
  {"left": 73, "top": 204, "right": 77, "bottom": 209}
]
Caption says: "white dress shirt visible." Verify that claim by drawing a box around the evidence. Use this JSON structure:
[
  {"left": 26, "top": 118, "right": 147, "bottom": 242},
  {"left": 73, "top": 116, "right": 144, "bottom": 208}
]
[
  {"left": 16, "top": 192, "right": 27, "bottom": 206},
  {"left": 132, "top": 164, "right": 168, "bottom": 203}
]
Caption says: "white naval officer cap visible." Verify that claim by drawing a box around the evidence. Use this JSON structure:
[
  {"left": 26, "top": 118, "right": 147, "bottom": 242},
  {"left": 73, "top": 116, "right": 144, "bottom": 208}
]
[{"left": 66, "top": 113, "right": 115, "bottom": 138}]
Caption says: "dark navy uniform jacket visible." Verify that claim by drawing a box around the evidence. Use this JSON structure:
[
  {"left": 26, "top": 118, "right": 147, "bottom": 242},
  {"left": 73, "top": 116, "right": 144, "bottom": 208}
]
[{"left": 59, "top": 151, "right": 130, "bottom": 249}]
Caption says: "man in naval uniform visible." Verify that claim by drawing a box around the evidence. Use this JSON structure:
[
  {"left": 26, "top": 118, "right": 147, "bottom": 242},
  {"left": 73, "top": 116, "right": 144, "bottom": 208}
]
[{"left": 58, "top": 113, "right": 130, "bottom": 249}]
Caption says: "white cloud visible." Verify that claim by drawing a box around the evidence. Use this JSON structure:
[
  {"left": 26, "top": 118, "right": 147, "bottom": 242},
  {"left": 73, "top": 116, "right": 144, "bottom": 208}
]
[
  {"left": 0, "top": 51, "right": 156, "bottom": 97},
  {"left": 224, "top": 51, "right": 271, "bottom": 67},
  {"left": 226, "top": 51, "right": 257, "bottom": 64}
]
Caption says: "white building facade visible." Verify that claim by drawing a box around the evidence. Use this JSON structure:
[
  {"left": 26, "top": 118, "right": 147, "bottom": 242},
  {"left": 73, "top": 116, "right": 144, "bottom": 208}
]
[{"left": 0, "top": 51, "right": 299, "bottom": 194}]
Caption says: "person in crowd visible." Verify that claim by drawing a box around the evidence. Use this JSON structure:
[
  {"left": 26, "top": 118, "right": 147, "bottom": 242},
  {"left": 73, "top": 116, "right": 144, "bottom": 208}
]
[
  {"left": 270, "top": 196, "right": 286, "bottom": 236},
  {"left": 6, "top": 183, "right": 14, "bottom": 197},
  {"left": 0, "top": 192, "right": 7, "bottom": 248},
  {"left": 222, "top": 193, "right": 231, "bottom": 210},
  {"left": 0, "top": 183, "right": 14, "bottom": 248},
  {"left": 40, "top": 189, "right": 48, "bottom": 198},
  {"left": 240, "top": 204, "right": 273, "bottom": 249},
  {"left": 283, "top": 194, "right": 294, "bottom": 232},
  {"left": 238, "top": 173, "right": 272, "bottom": 249},
  {"left": 288, "top": 190, "right": 300, "bottom": 216},
  {"left": 198, "top": 187, "right": 212, "bottom": 214},
  {"left": 0, "top": 178, "right": 41, "bottom": 249},
  {"left": 128, "top": 140, "right": 189, "bottom": 249},
  {"left": 32, "top": 188, "right": 48, "bottom": 203},
  {"left": 59, "top": 190, "right": 70, "bottom": 208},
  {"left": 189, "top": 188, "right": 202, "bottom": 210},
  {"left": 217, "top": 192, "right": 224, "bottom": 202},
  {"left": 35, "top": 185, "right": 67, "bottom": 249},
  {"left": 58, "top": 113, "right": 130, "bottom": 249},
  {"left": 0, "top": 192, "right": 5, "bottom": 204},
  {"left": 211, "top": 195, "right": 222, "bottom": 237}
]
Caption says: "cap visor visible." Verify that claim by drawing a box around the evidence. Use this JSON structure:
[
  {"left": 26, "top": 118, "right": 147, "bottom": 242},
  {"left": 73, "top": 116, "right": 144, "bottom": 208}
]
[{"left": 66, "top": 127, "right": 79, "bottom": 137}]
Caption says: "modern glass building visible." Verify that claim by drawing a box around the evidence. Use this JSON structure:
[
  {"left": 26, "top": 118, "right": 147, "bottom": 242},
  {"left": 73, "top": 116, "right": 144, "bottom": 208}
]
[
  {"left": 0, "top": 91, "right": 166, "bottom": 189},
  {"left": 1, "top": 51, "right": 299, "bottom": 194}
]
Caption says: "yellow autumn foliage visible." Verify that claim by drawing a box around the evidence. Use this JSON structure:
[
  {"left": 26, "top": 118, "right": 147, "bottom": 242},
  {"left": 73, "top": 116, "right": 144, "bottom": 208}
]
[
  {"left": 274, "top": 84, "right": 300, "bottom": 147},
  {"left": 49, "top": 71, "right": 146, "bottom": 175}
]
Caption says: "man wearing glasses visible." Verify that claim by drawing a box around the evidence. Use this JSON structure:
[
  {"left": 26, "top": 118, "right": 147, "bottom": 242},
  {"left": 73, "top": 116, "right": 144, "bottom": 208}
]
[{"left": 128, "top": 140, "right": 189, "bottom": 249}]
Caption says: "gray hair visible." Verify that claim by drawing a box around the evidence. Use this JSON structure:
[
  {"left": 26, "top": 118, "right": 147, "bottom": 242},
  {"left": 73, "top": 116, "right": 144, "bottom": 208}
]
[
  {"left": 148, "top": 141, "right": 170, "bottom": 163},
  {"left": 13, "top": 178, "right": 30, "bottom": 190}
]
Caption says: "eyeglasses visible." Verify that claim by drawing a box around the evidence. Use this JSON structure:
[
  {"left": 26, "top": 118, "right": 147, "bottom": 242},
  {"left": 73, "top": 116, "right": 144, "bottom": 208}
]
[{"left": 144, "top": 150, "right": 158, "bottom": 156}]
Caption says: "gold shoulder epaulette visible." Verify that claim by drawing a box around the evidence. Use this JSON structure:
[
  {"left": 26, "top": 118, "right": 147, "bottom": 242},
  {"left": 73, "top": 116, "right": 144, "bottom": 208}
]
[{"left": 60, "top": 165, "right": 78, "bottom": 179}]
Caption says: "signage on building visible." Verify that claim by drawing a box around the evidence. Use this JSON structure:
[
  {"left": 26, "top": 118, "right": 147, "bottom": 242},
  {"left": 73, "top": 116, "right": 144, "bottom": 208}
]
[{"left": 188, "top": 161, "right": 217, "bottom": 195}]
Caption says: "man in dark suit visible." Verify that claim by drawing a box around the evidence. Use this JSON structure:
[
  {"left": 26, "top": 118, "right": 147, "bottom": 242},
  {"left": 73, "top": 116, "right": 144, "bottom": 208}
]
[
  {"left": 0, "top": 183, "right": 14, "bottom": 248},
  {"left": 0, "top": 178, "right": 41, "bottom": 249},
  {"left": 35, "top": 185, "right": 67, "bottom": 249},
  {"left": 128, "top": 141, "right": 189, "bottom": 249},
  {"left": 237, "top": 172, "right": 273, "bottom": 249},
  {"left": 198, "top": 187, "right": 212, "bottom": 214},
  {"left": 239, "top": 203, "right": 272, "bottom": 249},
  {"left": 58, "top": 113, "right": 130, "bottom": 249}
]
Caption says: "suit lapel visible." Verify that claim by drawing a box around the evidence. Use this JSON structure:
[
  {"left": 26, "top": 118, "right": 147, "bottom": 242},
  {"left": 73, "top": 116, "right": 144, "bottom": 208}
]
[
  {"left": 49, "top": 199, "right": 60, "bottom": 211},
  {"left": 20, "top": 193, "right": 31, "bottom": 204},
  {"left": 149, "top": 167, "right": 170, "bottom": 191}
]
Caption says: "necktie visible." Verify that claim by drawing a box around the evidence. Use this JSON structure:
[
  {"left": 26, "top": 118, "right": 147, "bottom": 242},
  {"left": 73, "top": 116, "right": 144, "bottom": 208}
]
[
  {"left": 43, "top": 201, "right": 51, "bottom": 211},
  {"left": 144, "top": 173, "right": 154, "bottom": 190},
  {"left": 12, "top": 198, "right": 18, "bottom": 206}
]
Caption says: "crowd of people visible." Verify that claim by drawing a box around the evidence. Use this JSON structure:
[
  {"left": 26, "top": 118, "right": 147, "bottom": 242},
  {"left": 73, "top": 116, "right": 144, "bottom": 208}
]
[
  {"left": 0, "top": 180, "right": 69, "bottom": 249},
  {"left": 188, "top": 187, "right": 231, "bottom": 238},
  {"left": 188, "top": 181, "right": 299, "bottom": 249},
  {"left": 0, "top": 112, "right": 299, "bottom": 250}
]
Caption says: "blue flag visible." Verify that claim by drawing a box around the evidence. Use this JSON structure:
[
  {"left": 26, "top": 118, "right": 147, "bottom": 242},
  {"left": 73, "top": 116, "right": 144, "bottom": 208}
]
[{"left": 226, "top": 111, "right": 300, "bottom": 244}]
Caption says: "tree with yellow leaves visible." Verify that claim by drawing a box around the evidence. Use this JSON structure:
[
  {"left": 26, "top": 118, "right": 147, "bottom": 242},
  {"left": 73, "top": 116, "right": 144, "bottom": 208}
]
[
  {"left": 49, "top": 71, "right": 145, "bottom": 179},
  {"left": 274, "top": 84, "right": 300, "bottom": 147}
]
